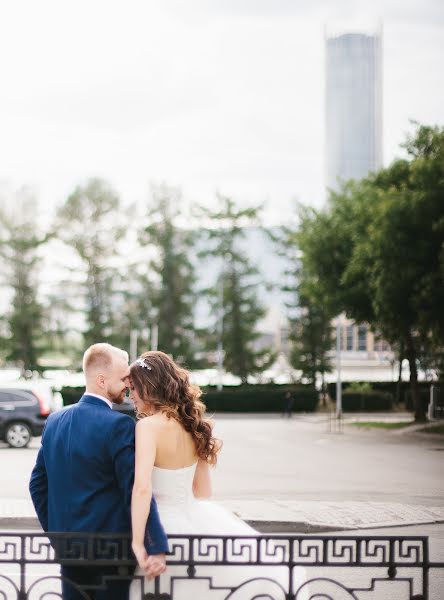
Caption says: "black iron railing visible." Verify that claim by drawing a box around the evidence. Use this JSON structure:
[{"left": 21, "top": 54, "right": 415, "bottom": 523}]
[{"left": 0, "top": 532, "right": 443, "bottom": 599}]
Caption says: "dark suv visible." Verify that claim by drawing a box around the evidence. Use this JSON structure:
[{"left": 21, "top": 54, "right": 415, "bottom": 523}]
[{"left": 0, "top": 388, "right": 50, "bottom": 448}]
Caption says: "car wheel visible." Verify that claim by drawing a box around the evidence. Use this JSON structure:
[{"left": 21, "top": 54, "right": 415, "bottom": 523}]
[{"left": 5, "top": 422, "right": 32, "bottom": 448}]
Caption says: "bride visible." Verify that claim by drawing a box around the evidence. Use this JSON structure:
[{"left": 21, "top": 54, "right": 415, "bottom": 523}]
[{"left": 128, "top": 351, "right": 309, "bottom": 600}]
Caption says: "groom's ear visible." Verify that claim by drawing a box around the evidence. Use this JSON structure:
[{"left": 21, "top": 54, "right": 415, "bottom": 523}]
[{"left": 97, "top": 374, "right": 106, "bottom": 389}]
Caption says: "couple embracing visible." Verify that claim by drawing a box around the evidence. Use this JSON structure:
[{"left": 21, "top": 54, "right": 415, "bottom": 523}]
[{"left": 29, "top": 343, "right": 263, "bottom": 600}]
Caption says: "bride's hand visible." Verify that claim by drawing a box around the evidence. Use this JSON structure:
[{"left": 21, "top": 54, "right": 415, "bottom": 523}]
[
  {"left": 132, "top": 543, "right": 166, "bottom": 580},
  {"left": 132, "top": 542, "right": 150, "bottom": 573}
]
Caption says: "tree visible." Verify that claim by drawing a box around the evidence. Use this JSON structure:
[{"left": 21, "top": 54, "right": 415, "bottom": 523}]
[
  {"left": 271, "top": 218, "right": 334, "bottom": 391},
  {"left": 55, "top": 178, "right": 126, "bottom": 347},
  {"left": 0, "top": 188, "right": 48, "bottom": 372},
  {"left": 109, "top": 263, "right": 153, "bottom": 357},
  {"left": 138, "top": 183, "right": 196, "bottom": 364},
  {"left": 359, "top": 127, "right": 444, "bottom": 419},
  {"left": 290, "top": 278, "right": 334, "bottom": 392},
  {"left": 199, "top": 195, "right": 274, "bottom": 384},
  {"left": 297, "top": 124, "right": 444, "bottom": 421}
]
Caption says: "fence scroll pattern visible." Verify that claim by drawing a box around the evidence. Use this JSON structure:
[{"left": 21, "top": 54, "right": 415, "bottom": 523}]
[{"left": 0, "top": 533, "right": 442, "bottom": 599}]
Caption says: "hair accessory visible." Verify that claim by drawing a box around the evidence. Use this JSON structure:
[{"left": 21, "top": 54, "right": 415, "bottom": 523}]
[{"left": 134, "top": 357, "right": 152, "bottom": 371}]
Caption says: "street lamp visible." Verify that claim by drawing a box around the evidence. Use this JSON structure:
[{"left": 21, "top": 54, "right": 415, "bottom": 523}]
[
  {"left": 336, "top": 317, "right": 342, "bottom": 419},
  {"left": 216, "top": 267, "right": 225, "bottom": 392},
  {"left": 130, "top": 329, "right": 138, "bottom": 363},
  {"left": 216, "top": 254, "right": 230, "bottom": 392}
]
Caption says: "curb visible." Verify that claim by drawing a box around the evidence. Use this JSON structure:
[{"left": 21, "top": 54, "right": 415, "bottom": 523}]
[
  {"left": 247, "top": 520, "right": 347, "bottom": 533},
  {"left": 249, "top": 519, "right": 444, "bottom": 534},
  {"left": 0, "top": 517, "right": 41, "bottom": 530},
  {"left": 1, "top": 516, "right": 444, "bottom": 534}
]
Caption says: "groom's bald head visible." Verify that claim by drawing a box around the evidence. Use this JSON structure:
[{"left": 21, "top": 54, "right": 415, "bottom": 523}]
[
  {"left": 83, "top": 343, "right": 127, "bottom": 376},
  {"left": 83, "top": 343, "right": 130, "bottom": 403}
]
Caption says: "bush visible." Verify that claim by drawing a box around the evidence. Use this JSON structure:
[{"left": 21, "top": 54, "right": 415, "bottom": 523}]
[
  {"left": 346, "top": 382, "right": 373, "bottom": 394},
  {"left": 339, "top": 390, "right": 393, "bottom": 412},
  {"left": 327, "top": 380, "right": 438, "bottom": 412},
  {"left": 60, "top": 384, "right": 319, "bottom": 413},
  {"left": 202, "top": 386, "right": 318, "bottom": 412},
  {"left": 60, "top": 386, "right": 84, "bottom": 406}
]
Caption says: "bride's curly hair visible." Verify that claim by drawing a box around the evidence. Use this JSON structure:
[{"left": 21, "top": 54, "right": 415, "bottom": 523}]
[{"left": 129, "top": 351, "right": 222, "bottom": 465}]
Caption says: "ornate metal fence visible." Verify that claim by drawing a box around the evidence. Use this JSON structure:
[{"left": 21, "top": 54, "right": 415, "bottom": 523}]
[{"left": 0, "top": 532, "right": 442, "bottom": 599}]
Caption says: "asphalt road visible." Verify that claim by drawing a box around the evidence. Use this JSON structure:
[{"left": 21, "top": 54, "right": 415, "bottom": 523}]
[
  {"left": 212, "top": 415, "right": 444, "bottom": 506},
  {"left": 0, "top": 414, "right": 443, "bottom": 506}
]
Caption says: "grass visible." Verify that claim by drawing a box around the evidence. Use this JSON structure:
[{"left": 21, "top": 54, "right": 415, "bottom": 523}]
[
  {"left": 417, "top": 423, "right": 444, "bottom": 435},
  {"left": 349, "top": 421, "right": 415, "bottom": 430}
]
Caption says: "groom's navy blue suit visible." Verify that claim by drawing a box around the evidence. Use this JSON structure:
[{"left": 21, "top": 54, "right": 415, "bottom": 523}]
[{"left": 29, "top": 394, "right": 168, "bottom": 600}]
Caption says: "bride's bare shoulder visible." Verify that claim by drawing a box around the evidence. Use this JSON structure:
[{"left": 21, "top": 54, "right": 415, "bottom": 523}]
[{"left": 135, "top": 414, "right": 165, "bottom": 433}]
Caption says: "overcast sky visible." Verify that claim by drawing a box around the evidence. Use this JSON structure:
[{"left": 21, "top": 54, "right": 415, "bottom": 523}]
[{"left": 1, "top": 0, "right": 443, "bottom": 224}]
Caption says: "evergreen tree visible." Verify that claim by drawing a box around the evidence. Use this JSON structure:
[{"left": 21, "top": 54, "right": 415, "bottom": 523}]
[
  {"left": 56, "top": 178, "right": 125, "bottom": 346},
  {"left": 271, "top": 220, "right": 334, "bottom": 392},
  {"left": 0, "top": 188, "right": 48, "bottom": 372},
  {"left": 138, "top": 184, "right": 196, "bottom": 364},
  {"left": 199, "top": 195, "right": 274, "bottom": 383}
]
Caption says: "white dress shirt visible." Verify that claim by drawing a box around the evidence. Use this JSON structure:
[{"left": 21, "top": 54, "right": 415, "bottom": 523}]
[{"left": 85, "top": 392, "right": 113, "bottom": 409}]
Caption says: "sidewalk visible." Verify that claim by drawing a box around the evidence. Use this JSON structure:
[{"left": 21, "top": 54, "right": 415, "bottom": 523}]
[
  {"left": 230, "top": 499, "right": 444, "bottom": 532},
  {"left": 2, "top": 497, "right": 444, "bottom": 533}
]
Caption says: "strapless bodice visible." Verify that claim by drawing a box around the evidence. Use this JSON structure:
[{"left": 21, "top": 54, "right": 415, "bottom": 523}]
[
  {"left": 150, "top": 462, "right": 255, "bottom": 536},
  {"left": 151, "top": 463, "right": 198, "bottom": 509}
]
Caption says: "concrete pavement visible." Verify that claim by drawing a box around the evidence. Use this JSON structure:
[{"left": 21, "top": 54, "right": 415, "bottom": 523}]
[{"left": 0, "top": 413, "right": 442, "bottom": 531}]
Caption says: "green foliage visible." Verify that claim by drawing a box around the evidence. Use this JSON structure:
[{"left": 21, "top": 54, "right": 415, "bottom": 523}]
[
  {"left": 60, "top": 384, "right": 319, "bottom": 412},
  {"left": 0, "top": 189, "right": 49, "bottom": 371},
  {"left": 138, "top": 183, "right": 197, "bottom": 363},
  {"left": 346, "top": 382, "right": 373, "bottom": 394},
  {"left": 340, "top": 391, "right": 393, "bottom": 412},
  {"left": 273, "top": 216, "right": 334, "bottom": 386},
  {"left": 55, "top": 178, "right": 125, "bottom": 347},
  {"left": 108, "top": 263, "right": 153, "bottom": 356},
  {"left": 203, "top": 386, "right": 318, "bottom": 412},
  {"left": 349, "top": 421, "right": 414, "bottom": 429},
  {"left": 60, "top": 386, "right": 85, "bottom": 405},
  {"left": 417, "top": 423, "right": 444, "bottom": 435},
  {"left": 198, "top": 195, "right": 274, "bottom": 383},
  {"left": 297, "top": 124, "right": 444, "bottom": 421}
]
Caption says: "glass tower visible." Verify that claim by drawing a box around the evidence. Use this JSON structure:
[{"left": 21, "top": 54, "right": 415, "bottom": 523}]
[{"left": 325, "top": 26, "right": 383, "bottom": 191}]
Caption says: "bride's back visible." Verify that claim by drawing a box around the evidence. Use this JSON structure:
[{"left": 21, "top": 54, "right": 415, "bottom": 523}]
[{"left": 149, "top": 413, "right": 198, "bottom": 469}]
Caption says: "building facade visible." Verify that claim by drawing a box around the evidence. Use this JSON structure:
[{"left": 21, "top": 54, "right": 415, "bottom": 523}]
[{"left": 325, "top": 27, "right": 383, "bottom": 191}]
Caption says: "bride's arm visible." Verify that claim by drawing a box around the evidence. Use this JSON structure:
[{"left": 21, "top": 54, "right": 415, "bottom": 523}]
[
  {"left": 131, "top": 419, "right": 156, "bottom": 562},
  {"left": 192, "top": 459, "right": 212, "bottom": 498}
]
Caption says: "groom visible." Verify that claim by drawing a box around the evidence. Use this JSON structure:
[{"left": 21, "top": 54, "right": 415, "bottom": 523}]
[{"left": 29, "top": 343, "right": 168, "bottom": 600}]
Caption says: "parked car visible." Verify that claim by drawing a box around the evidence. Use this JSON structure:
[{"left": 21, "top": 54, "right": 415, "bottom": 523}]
[
  {"left": 113, "top": 399, "right": 136, "bottom": 419},
  {"left": 0, "top": 384, "right": 62, "bottom": 448}
]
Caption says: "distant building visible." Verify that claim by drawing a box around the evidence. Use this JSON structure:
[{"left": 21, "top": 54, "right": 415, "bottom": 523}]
[
  {"left": 333, "top": 317, "right": 391, "bottom": 355},
  {"left": 323, "top": 25, "right": 391, "bottom": 380},
  {"left": 325, "top": 26, "right": 383, "bottom": 191}
]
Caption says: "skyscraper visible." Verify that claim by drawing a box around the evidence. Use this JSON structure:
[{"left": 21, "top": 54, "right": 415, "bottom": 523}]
[{"left": 325, "top": 26, "right": 383, "bottom": 191}]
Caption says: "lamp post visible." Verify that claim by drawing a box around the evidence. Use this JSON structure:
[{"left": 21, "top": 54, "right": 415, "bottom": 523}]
[
  {"left": 336, "top": 318, "right": 342, "bottom": 419},
  {"left": 151, "top": 323, "right": 158, "bottom": 351},
  {"left": 216, "top": 269, "right": 224, "bottom": 392},
  {"left": 130, "top": 329, "right": 138, "bottom": 363},
  {"left": 216, "top": 254, "right": 231, "bottom": 392}
]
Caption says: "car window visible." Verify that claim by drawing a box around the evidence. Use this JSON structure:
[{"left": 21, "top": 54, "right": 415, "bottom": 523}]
[
  {"left": 0, "top": 392, "right": 14, "bottom": 403},
  {"left": 0, "top": 390, "right": 36, "bottom": 405}
]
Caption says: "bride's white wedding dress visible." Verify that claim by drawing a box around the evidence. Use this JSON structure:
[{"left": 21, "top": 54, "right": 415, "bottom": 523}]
[{"left": 129, "top": 463, "right": 309, "bottom": 600}]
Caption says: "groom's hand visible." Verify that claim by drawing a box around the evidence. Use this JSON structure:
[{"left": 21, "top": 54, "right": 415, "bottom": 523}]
[{"left": 145, "top": 553, "right": 167, "bottom": 579}]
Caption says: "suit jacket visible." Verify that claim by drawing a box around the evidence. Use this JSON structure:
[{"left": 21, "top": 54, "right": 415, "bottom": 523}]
[{"left": 29, "top": 394, "right": 168, "bottom": 555}]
